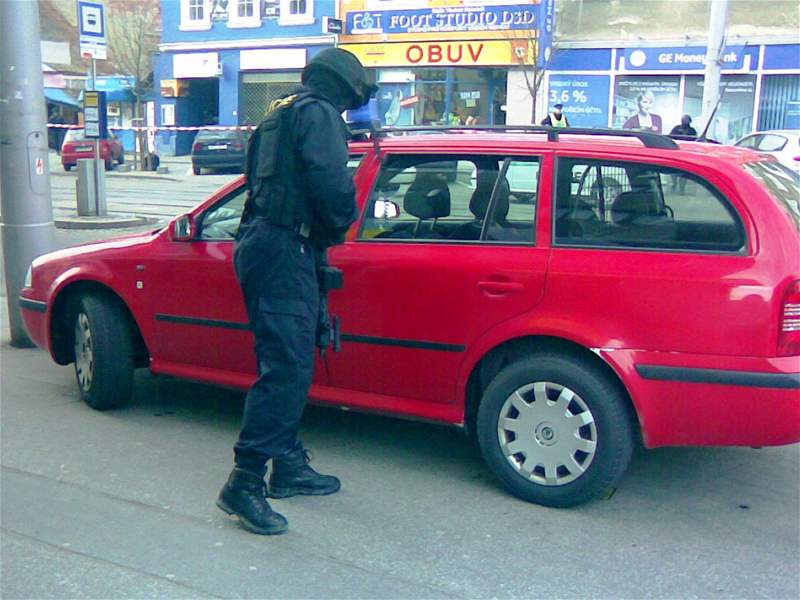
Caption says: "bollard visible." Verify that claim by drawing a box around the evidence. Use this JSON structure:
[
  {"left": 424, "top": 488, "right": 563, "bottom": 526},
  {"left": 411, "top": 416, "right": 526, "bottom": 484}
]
[{"left": 76, "top": 158, "right": 96, "bottom": 216}]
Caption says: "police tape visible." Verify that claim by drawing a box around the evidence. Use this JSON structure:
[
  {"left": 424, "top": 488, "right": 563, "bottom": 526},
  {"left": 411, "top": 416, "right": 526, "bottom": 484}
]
[{"left": 46, "top": 123, "right": 255, "bottom": 132}]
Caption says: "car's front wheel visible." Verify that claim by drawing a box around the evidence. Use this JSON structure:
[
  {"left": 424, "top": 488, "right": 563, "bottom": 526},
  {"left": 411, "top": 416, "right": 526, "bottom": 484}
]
[
  {"left": 72, "top": 295, "right": 134, "bottom": 410},
  {"left": 477, "top": 353, "right": 634, "bottom": 507}
]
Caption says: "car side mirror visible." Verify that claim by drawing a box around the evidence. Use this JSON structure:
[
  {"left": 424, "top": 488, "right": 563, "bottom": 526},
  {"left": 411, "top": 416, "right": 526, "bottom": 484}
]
[
  {"left": 373, "top": 200, "right": 400, "bottom": 219},
  {"left": 171, "top": 214, "right": 194, "bottom": 241}
]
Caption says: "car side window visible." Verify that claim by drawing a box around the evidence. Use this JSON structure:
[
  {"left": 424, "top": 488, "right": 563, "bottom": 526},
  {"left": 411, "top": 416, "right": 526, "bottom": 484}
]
[
  {"left": 359, "top": 155, "right": 538, "bottom": 244},
  {"left": 757, "top": 134, "right": 788, "bottom": 152},
  {"left": 199, "top": 187, "right": 247, "bottom": 240},
  {"left": 554, "top": 158, "right": 745, "bottom": 253},
  {"left": 736, "top": 135, "right": 760, "bottom": 149}
]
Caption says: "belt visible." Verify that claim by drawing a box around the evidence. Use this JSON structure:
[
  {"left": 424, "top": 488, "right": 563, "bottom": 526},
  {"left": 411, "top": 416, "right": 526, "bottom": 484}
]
[{"left": 252, "top": 217, "right": 310, "bottom": 240}]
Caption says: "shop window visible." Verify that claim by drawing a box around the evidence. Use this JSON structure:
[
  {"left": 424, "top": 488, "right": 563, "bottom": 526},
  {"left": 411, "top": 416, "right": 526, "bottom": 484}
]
[
  {"left": 279, "top": 0, "right": 313, "bottom": 25},
  {"left": 180, "top": 0, "right": 211, "bottom": 31},
  {"left": 374, "top": 68, "right": 506, "bottom": 128},
  {"left": 228, "top": 0, "right": 260, "bottom": 27},
  {"left": 239, "top": 72, "right": 302, "bottom": 126}
]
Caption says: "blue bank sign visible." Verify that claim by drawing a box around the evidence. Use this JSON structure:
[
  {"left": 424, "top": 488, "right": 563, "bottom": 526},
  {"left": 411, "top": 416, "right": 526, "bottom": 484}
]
[
  {"left": 347, "top": 4, "right": 538, "bottom": 35},
  {"left": 621, "top": 46, "right": 754, "bottom": 71}
]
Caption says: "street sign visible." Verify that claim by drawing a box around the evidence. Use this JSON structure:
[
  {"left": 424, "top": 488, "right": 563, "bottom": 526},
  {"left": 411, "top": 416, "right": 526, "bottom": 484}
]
[
  {"left": 323, "top": 16, "right": 343, "bottom": 35},
  {"left": 83, "top": 90, "right": 108, "bottom": 139},
  {"left": 77, "top": 0, "right": 107, "bottom": 60}
]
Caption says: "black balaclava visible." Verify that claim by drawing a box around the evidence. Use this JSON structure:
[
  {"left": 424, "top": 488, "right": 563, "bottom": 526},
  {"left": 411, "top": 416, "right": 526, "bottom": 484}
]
[
  {"left": 301, "top": 48, "right": 378, "bottom": 112},
  {"left": 304, "top": 69, "right": 358, "bottom": 113}
]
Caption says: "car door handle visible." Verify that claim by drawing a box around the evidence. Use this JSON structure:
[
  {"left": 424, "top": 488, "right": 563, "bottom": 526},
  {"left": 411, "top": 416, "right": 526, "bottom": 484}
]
[{"left": 478, "top": 281, "right": 524, "bottom": 295}]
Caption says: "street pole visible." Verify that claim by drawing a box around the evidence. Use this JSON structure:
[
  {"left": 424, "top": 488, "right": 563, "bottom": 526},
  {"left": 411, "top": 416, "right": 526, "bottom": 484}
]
[
  {"left": 700, "top": 0, "right": 729, "bottom": 138},
  {"left": 0, "top": 0, "right": 56, "bottom": 347}
]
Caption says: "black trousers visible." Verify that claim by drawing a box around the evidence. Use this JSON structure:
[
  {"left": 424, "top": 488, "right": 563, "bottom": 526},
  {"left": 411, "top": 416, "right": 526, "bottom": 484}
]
[{"left": 232, "top": 219, "right": 319, "bottom": 473}]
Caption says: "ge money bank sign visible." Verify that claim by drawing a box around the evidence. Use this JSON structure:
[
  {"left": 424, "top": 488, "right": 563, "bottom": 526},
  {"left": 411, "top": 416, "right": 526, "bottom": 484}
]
[{"left": 339, "top": 0, "right": 554, "bottom": 68}]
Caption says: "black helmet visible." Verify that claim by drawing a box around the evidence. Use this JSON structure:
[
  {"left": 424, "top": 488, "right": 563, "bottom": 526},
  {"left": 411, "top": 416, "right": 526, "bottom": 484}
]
[{"left": 302, "top": 48, "right": 378, "bottom": 109}]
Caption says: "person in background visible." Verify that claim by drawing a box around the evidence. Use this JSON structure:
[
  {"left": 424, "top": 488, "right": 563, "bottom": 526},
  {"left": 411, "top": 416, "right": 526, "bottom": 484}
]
[
  {"left": 669, "top": 115, "right": 698, "bottom": 194},
  {"left": 670, "top": 114, "right": 697, "bottom": 138},
  {"left": 623, "top": 91, "right": 663, "bottom": 133},
  {"left": 541, "top": 103, "right": 570, "bottom": 128}
]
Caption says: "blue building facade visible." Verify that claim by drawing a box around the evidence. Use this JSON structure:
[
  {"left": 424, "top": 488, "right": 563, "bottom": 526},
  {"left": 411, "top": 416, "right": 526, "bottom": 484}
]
[
  {"left": 155, "top": 0, "right": 336, "bottom": 155},
  {"left": 542, "top": 41, "right": 800, "bottom": 144}
]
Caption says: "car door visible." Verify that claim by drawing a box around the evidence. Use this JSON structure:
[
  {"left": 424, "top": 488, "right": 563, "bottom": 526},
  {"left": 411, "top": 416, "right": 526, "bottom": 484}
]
[
  {"left": 326, "top": 152, "right": 552, "bottom": 406},
  {"left": 147, "top": 185, "right": 254, "bottom": 383},
  {"left": 147, "top": 186, "right": 331, "bottom": 387}
]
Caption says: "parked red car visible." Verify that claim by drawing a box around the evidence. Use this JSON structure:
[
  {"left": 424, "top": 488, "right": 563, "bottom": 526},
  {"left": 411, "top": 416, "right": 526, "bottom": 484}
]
[
  {"left": 61, "top": 128, "right": 124, "bottom": 171},
  {"left": 20, "top": 128, "right": 800, "bottom": 507}
]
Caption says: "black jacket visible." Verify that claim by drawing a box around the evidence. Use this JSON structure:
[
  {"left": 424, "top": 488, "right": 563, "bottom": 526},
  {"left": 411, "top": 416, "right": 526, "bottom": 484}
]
[{"left": 293, "top": 88, "right": 358, "bottom": 239}]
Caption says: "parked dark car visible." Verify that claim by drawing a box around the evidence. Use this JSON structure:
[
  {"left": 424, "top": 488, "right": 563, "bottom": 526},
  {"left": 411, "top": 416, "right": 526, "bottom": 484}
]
[{"left": 191, "top": 128, "right": 247, "bottom": 175}]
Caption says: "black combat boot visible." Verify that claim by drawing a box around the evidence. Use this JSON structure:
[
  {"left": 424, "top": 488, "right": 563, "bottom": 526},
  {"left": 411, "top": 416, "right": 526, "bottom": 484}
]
[
  {"left": 268, "top": 446, "right": 341, "bottom": 498},
  {"left": 217, "top": 468, "right": 288, "bottom": 535}
]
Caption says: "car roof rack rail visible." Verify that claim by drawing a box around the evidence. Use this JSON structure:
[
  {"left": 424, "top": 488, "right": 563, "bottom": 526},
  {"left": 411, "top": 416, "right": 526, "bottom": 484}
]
[{"left": 350, "top": 125, "right": 680, "bottom": 150}]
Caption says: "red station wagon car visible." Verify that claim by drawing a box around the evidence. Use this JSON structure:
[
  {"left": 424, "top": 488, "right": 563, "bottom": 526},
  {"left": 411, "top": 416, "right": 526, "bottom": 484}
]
[
  {"left": 20, "top": 128, "right": 800, "bottom": 507},
  {"left": 61, "top": 128, "right": 125, "bottom": 171}
]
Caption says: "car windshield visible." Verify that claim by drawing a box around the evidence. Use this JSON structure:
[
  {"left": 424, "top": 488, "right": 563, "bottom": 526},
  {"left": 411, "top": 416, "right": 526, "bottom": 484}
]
[{"left": 744, "top": 160, "right": 800, "bottom": 231}]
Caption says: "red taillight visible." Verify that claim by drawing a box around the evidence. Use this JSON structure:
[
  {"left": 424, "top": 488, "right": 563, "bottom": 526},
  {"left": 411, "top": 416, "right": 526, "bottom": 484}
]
[
  {"left": 193, "top": 143, "right": 202, "bottom": 152},
  {"left": 778, "top": 279, "right": 800, "bottom": 356}
]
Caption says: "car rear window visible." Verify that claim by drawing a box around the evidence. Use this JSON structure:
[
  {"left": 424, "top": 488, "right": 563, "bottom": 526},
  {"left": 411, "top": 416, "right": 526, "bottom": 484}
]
[
  {"left": 63, "top": 129, "right": 87, "bottom": 143},
  {"left": 195, "top": 129, "right": 241, "bottom": 141},
  {"left": 744, "top": 160, "right": 800, "bottom": 231}
]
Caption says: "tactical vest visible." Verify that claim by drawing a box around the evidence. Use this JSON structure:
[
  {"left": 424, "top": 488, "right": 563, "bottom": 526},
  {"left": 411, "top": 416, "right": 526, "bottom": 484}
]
[{"left": 241, "top": 91, "right": 317, "bottom": 228}]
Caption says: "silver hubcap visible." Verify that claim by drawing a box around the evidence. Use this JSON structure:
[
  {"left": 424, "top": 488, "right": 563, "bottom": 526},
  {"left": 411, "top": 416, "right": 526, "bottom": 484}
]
[
  {"left": 497, "top": 381, "right": 598, "bottom": 486},
  {"left": 74, "top": 312, "right": 93, "bottom": 392}
]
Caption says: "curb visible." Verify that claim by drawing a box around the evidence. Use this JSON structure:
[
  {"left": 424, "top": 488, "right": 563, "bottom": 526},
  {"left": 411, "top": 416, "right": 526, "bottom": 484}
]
[
  {"left": 51, "top": 171, "right": 183, "bottom": 183},
  {"left": 54, "top": 215, "right": 161, "bottom": 230}
]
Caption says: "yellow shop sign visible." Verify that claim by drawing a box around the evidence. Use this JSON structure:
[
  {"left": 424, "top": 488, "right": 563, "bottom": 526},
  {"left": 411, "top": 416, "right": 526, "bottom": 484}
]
[{"left": 340, "top": 40, "right": 535, "bottom": 68}]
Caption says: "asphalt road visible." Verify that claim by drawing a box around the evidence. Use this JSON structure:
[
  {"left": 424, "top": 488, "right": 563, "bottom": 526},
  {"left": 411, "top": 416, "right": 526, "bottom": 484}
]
[
  {"left": 47, "top": 151, "right": 238, "bottom": 223},
  {"left": 1, "top": 296, "right": 799, "bottom": 599}
]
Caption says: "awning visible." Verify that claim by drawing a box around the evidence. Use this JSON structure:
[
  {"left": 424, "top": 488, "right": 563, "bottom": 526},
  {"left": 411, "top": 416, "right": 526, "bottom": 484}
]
[
  {"left": 44, "top": 87, "right": 80, "bottom": 108},
  {"left": 79, "top": 76, "right": 137, "bottom": 103}
]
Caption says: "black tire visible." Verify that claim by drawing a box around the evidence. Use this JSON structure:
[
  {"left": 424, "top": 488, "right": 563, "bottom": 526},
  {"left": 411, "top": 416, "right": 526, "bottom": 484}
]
[
  {"left": 117, "top": 152, "right": 125, "bottom": 165},
  {"left": 72, "top": 295, "right": 134, "bottom": 410},
  {"left": 64, "top": 164, "right": 72, "bottom": 172},
  {"left": 193, "top": 165, "right": 201, "bottom": 175},
  {"left": 104, "top": 158, "right": 112, "bottom": 171},
  {"left": 477, "top": 353, "right": 634, "bottom": 507}
]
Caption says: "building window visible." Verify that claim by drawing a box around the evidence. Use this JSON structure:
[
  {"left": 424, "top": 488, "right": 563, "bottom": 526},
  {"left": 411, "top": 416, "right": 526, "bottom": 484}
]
[
  {"left": 288, "top": 0, "right": 306, "bottom": 14},
  {"left": 180, "top": 0, "right": 211, "bottom": 31},
  {"left": 228, "top": 0, "right": 260, "bottom": 27},
  {"left": 189, "top": 0, "right": 204, "bottom": 20},
  {"left": 238, "top": 0, "right": 254, "bottom": 17},
  {"left": 279, "top": 0, "right": 314, "bottom": 25}
]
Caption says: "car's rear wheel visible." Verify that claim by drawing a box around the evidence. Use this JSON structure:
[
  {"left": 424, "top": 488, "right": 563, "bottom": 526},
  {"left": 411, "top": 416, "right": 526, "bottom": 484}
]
[
  {"left": 104, "top": 158, "right": 112, "bottom": 171},
  {"left": 117, "top": 152, "right": 125, "bottom": 165},
  {"left": 72, "top": 295, "right": 134, "bottom": 410},
  {"left": 193, "top": 165, "right": 201, "bottom": 175},
  {"left": 477, "top": 353, "right": 634, "bottom": 507},
  {"left": 64, "top": 164, "right": 72, "bottom": 172}
]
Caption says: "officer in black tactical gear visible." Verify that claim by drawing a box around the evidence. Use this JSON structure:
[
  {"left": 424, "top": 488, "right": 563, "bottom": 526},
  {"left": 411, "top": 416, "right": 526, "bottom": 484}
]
[{"left": 217, "top": 49, "right": 377, "bottom": 535}]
